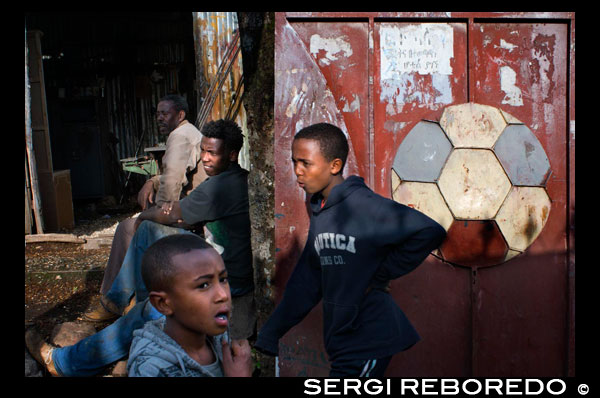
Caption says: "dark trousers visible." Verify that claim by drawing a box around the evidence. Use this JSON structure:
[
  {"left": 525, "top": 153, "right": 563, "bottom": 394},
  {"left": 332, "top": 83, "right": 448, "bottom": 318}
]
[{"left": 329, "top": 356, "right": 393, "bottom": 377}]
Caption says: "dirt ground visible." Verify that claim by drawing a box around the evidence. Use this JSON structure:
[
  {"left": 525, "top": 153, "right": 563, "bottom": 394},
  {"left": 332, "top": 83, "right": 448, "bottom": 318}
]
[{"left": 25, "top": 207, "right": 271, "bottom": 377}]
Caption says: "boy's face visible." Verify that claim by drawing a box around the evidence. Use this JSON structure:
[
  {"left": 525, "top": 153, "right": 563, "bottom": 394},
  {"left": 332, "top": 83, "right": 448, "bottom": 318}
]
[
  {"left": 200, "top": 136, "right": 236, "bottom": 176},
  {"left": 164, "top": 248, "right": 231, "bottom": 336},
  {"left": 292, "top": 138, "right": 341, "bottom": 198}
]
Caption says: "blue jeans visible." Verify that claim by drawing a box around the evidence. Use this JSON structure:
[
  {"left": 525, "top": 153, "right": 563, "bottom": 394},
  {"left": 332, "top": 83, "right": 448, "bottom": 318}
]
[
  {"left": 53, "top": 298, "right": 162, "bottom": 376},
  {"left": 105, "top": 221, "right": 192, "bottom": 310},
  {"left": 52, "top": 221, "right": 191, "bottom": 377}
]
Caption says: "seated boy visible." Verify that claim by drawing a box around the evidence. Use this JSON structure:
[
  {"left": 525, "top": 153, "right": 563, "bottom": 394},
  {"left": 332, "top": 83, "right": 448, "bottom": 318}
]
[{"left": 127, "top": 234, "right": 252, "bottom": 377}]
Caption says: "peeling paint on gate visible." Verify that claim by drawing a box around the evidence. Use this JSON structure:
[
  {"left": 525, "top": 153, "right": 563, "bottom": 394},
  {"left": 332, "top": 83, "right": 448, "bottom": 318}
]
[
  {"left": 500, "top": 65, "right": 524, "bottom": 106},
  {"left": 310, "top": 34, "right": 353, "bottom": 65}
]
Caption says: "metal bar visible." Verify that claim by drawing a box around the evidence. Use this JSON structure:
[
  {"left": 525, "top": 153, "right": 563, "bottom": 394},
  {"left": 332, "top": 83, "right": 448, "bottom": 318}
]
[
  {"left": 368, "top": 16, "right": 375, "bottom": 189},
  {"left": 196, "top": 31, "right": 237, "bottom": 124},
  {"left": 226, "top": 75, "right": 244, "bottom": 120},
  {"left": 196, "top": 30, "right": 241, "bottom": 128},
  {"left": 203, "top": 44, "right": 241, "bottom": 124}
]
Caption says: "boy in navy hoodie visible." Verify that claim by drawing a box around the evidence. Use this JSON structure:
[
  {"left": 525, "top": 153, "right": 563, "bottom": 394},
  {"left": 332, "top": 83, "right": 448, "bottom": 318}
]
[{"left": 254, "top": 123, "right": 446, "bottom": 377}]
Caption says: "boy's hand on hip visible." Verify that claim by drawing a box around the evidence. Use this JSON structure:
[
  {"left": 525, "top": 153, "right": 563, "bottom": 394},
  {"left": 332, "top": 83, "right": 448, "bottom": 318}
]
[{"left": 222, "top": 339, "right": 252, "bottom": 377}]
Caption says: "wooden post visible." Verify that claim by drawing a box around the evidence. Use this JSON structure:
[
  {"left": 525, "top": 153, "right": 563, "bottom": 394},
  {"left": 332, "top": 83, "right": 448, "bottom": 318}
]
[{"left": 25, "top": 25, "right": 44, "bottom": 234}]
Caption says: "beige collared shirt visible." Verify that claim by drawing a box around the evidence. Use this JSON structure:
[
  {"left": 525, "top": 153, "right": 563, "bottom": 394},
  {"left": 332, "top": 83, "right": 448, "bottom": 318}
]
[{"left": 150, "top": 120, "right": 207, "bottom": 205}]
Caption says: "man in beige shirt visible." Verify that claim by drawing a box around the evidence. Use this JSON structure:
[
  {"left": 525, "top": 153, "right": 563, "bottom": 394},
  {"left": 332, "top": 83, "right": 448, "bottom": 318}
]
[{"left": 84, "top": 94, "right": 207, "bottom": 322}]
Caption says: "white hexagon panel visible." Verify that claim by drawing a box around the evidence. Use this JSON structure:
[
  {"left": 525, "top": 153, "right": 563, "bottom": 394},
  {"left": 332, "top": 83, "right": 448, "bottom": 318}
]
[
  {"left": 495, "top": 187, "right": 551, "bottom": 252},
  {"left": 391, "top": 177, "right": 454, "bottom": 231},
  {"left": 391, "top": 103, "right": 552, "bottom": 268},
  {"left": 439, "top": 103, "right": 507, "bottom": 148},
  {"left": 438, "top": 149, "right": 511, "bottom": 220}
]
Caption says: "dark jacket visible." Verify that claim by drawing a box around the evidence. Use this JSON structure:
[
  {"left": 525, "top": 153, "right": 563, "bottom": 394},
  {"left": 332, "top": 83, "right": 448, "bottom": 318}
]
[{"left": 255, "top": 176, "right": 446, "bottom": 361}]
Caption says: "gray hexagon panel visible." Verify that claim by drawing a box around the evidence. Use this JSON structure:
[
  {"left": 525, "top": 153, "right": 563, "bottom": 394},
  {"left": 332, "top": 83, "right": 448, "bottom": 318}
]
[
  {"left": 494, "top": 124, "right": 551, "bottom": 186},
  {"left": 392, "top": 121, "right": 452, "bottom": 182}
]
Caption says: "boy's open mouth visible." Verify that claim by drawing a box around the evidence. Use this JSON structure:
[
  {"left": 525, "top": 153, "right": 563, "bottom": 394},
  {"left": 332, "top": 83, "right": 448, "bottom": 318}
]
[{"left": 215, "top": 311, "right": 229, "bottom": 326}]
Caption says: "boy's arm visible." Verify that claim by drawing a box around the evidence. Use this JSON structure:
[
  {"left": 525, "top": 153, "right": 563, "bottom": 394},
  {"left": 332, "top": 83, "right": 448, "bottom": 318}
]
[
  {"left": 134, "top": 201, "right": 193, "bottom": 230},
  {"left": 254, "top": 241, "right": 322, "bottom": 356},
  {"left": 370, "top": 203, "right": 446, "bottom": 290}
]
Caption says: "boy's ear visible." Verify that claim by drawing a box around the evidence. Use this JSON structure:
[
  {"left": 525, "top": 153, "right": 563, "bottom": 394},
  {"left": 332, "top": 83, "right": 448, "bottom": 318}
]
[
  {"left": 330, "top": 158, "right": 343, "bottom": 175},
  {"left": 228, "top": 150, "right": 239, "bottom": 162},
  {"left": 149, "top": 291, "right": 173, "bottom": 316}
]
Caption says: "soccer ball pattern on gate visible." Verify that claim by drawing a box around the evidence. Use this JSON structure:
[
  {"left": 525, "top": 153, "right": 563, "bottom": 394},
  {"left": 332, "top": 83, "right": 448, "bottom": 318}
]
[{"left": 391, "top": 103, "right": 551, "bottom": 268}]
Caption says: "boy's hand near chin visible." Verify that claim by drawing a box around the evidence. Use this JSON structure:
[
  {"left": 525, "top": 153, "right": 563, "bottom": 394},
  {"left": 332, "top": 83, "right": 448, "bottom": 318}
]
[{"left": 222, "top": 339, "right": 253, "bottom": 377}]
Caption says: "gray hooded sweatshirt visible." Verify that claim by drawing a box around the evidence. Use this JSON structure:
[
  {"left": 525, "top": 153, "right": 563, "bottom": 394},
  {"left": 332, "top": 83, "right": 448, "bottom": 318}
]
[{"left": 127, "top": 318, "right": 227, "bottom": 377}]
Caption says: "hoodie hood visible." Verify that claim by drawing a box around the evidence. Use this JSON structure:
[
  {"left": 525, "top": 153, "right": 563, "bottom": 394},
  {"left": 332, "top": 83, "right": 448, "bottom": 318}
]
[
  {"left": 309, "top": 175, "right": 367, "bottom": 214},
  {"left": 127, "top": 317, "right": 226, "bottom": 377}
]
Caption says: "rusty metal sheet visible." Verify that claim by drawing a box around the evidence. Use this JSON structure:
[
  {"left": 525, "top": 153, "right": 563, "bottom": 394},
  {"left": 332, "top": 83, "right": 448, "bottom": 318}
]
[
  {"left": 439, "top": 103, "right": 507, "bottom": 148},
  {"left": 438, "top": 148, "right": 511, "bottom": 220},
  {"left": 494, "top": 124, "right": 551, "bottom": 186},
  {"left": 470, "top": 22, "right": 569, "bottom": 376},
  {"left": 274, "top": 13, "right": 572, "bottom": 378},
  {"left": 392, "top": 121, "right": 452, "bottom": 182},
  {"left": 474, "top": 258, "right": 567, "bottom": 376},
  {"left": 440, "top": 220, "right": 508, "bottom": 268},
  {"left": 386, "top": 259, "right": 472, "bottom": 376},
  {"left": 193, "top": 12, "right": 244, "bottom": 122}
]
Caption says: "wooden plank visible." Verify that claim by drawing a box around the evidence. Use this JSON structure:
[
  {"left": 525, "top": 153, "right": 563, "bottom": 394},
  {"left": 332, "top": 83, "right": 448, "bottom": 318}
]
[{"left": 25, "top": 234, "right": 86, "bottom": 244}]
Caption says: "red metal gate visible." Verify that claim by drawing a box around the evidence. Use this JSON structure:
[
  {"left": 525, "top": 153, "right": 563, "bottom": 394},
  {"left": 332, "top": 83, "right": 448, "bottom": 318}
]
[{"left": 273, "top": 12, "right": 574, "bottom": 377}]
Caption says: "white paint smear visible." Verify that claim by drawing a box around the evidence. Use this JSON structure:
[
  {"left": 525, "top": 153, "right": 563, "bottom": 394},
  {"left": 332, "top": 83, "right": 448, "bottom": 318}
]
[
  {"left": 380, "top": 24, "right": 454, "bottom": 77},
  {"left": 310, "top": 34, "right": 353, "bottom": 61},
  {"left": 499, "top": 39, "right": 518, "bottom": 52},
  {"left": 500, "top": 66, "right": 523, "bottom": 107},
  {"left": 342, "top": 94, "right": 361, "bottom": 114}
]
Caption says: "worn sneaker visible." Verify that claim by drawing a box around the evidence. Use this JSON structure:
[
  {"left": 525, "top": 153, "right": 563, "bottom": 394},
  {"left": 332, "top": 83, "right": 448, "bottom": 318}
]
[
  {"left": 25, "top": 329, "right": 60, "bottom": 377},
  {"left": 81, "top": 296, "right": 120, "bottom": 322},
  {"left": 123, "top": 296, "right": 136, "bottom": 316}
]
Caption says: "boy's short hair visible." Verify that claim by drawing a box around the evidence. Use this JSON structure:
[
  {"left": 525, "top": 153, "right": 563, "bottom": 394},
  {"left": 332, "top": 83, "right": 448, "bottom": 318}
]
[
  {"left": 294, "top": 123, "right": 349, "bottom": 172},
  {"left": 159, "top": 94, "right": 189, "bottom": 117},
  {"left": 141, "top": 234, "right": 213, "bottom": 292},
  {"left": 201, "top": 119, "right": 244, "bottom": 154}
]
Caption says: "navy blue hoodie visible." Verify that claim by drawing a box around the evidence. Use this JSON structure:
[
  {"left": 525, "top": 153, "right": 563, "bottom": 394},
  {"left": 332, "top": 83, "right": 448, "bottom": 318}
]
[{"left": 255, "top": 176, "right": 446, "bottom": 362}]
